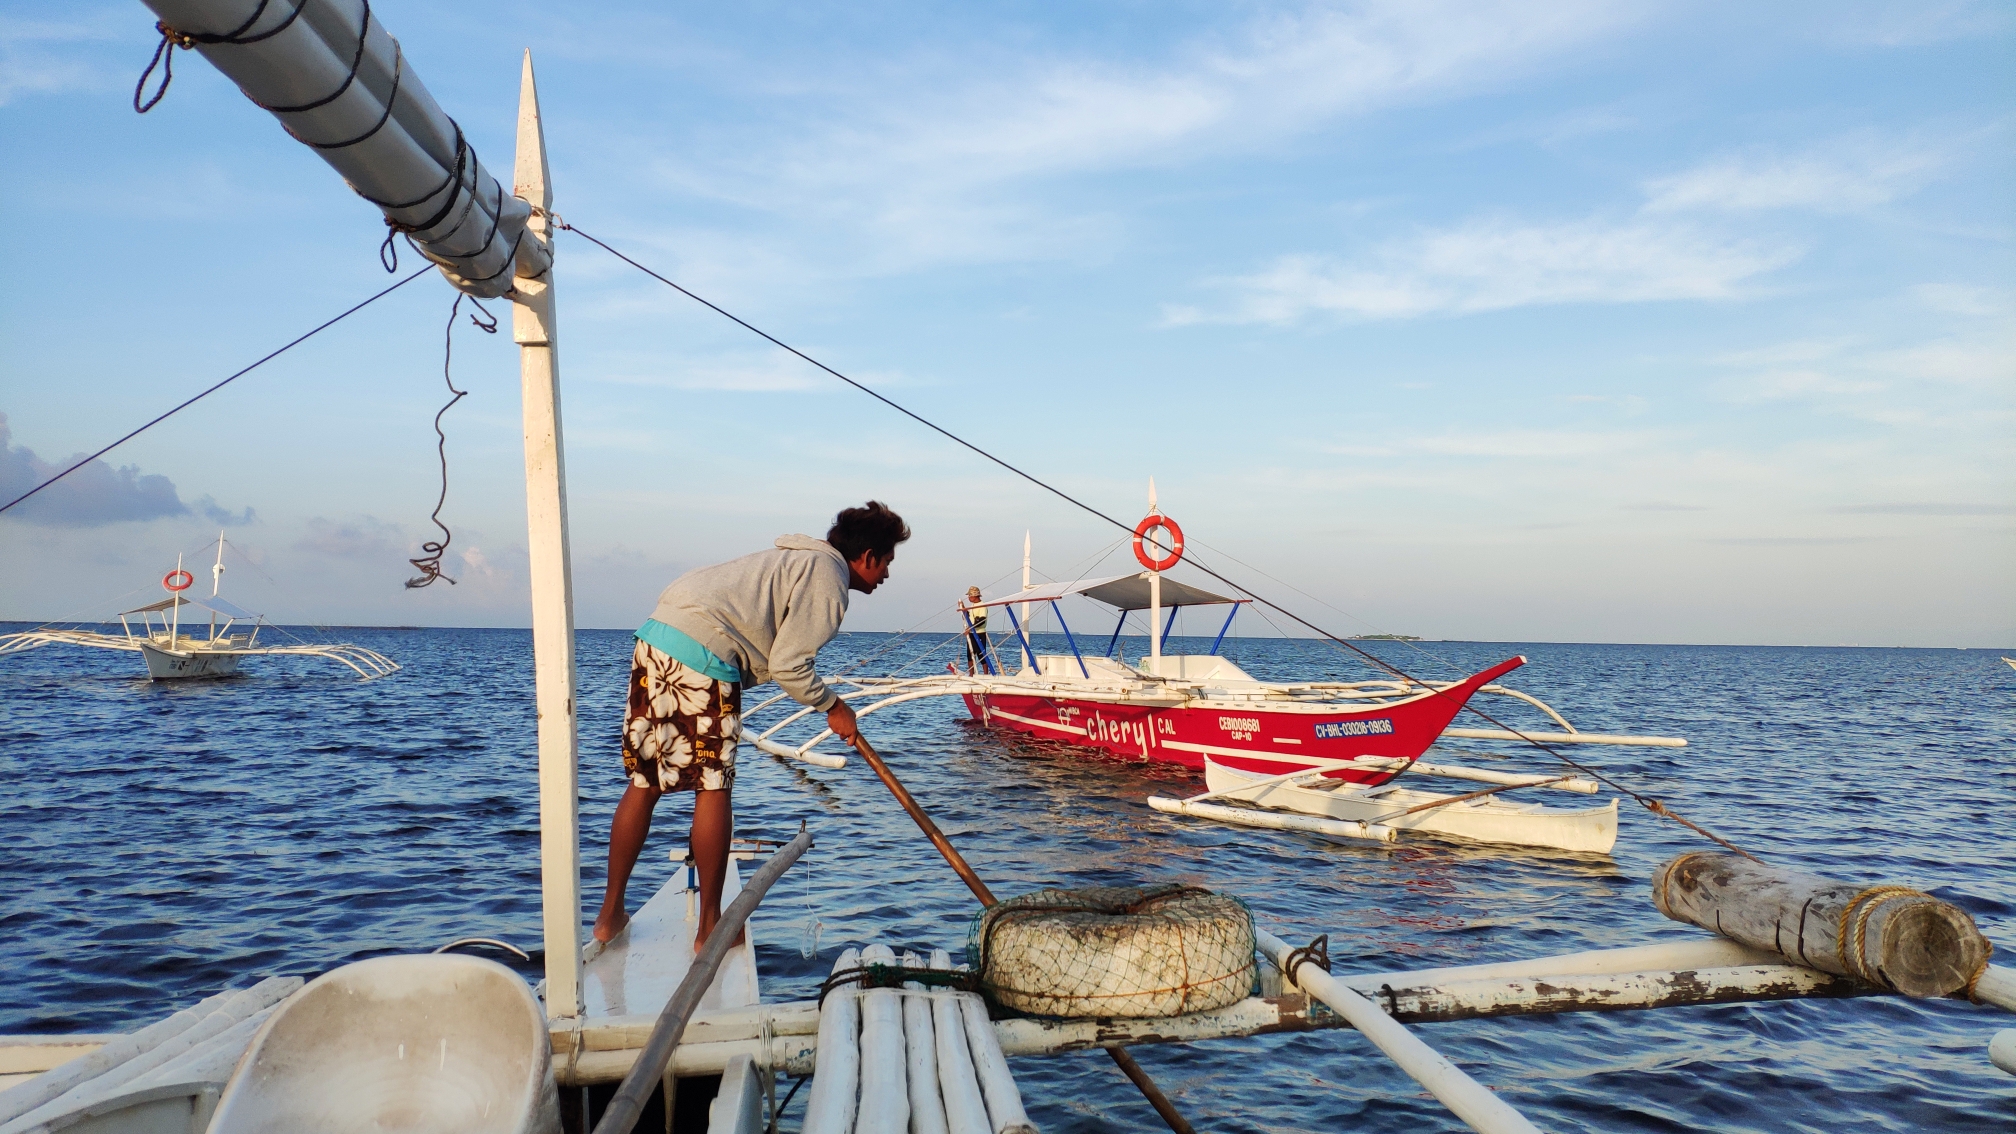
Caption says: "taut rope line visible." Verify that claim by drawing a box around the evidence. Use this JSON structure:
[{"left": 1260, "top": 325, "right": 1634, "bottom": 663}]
[{"left": 0, "top": 266, "right": 433, "bottom": 520}]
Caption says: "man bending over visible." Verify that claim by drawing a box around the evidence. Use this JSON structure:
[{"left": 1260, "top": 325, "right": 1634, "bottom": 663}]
[{"left": 593, "top": 501, "right": 909, "bottom": 950}]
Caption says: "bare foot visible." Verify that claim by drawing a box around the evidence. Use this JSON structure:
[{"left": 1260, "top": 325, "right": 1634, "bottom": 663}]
[{"left": 592, "top": 909, "right": 630, "bottom": 945}]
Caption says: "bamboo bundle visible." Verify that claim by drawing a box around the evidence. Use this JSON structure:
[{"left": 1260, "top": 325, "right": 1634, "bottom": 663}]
[{"left": 800, "top": 945, "right": 1036, "bottom": 1134}]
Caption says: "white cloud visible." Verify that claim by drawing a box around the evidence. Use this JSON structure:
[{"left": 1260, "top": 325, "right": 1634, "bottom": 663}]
[
  {"left": 1166, "top": 218, "right": 1795, "bottom": 324},
  {"left": 1912, "top": 284, "right": 2008, "bottom": 316},
  {"left": 1324, "top": 428, "right": 1658, "bottom": 460},
  {"left": 591, "top": 347, "right": 907, "bottom": 393},
  {"left": 1711, "top": 332, "right": 2016, "bottom": 423},
  {"left": 1641, "top": 139, "right": 1950, "bottom": 214},
  {"left": 633, "top": 0, "right": 1645, "bottom": 274},
  {"left": 0, "top": 16, "right": 116, "bottom": 106}
]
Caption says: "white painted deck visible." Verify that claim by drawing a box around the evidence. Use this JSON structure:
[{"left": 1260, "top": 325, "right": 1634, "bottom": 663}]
[{"left": 581, "top": 856, "right": 760, "bottom": 1020}]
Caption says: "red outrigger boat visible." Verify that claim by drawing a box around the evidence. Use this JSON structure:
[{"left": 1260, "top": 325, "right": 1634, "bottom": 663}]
[{"left": 743, "top": 507, "right": 1684, "bottom": 850}]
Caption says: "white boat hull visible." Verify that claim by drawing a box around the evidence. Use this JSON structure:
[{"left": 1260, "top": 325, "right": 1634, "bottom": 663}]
[
  {"left": 137, "top": 643, "right": 242, "bottom": 680},
  {"left": 1200, "top": 758, "right": 1618, "bottom": 854}
]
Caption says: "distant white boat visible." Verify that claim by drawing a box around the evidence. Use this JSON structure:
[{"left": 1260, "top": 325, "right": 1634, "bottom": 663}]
[{"left": 0, "top": 535, "right": 397, "bottom": 681}]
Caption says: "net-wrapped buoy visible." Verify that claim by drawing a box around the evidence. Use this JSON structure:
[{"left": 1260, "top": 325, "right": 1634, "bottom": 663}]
[{"left": 972, "top": 885, "right": 1255, "bottom": 1019}]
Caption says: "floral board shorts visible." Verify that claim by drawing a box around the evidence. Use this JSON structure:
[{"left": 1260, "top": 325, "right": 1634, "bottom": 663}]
[{"left": 622, "top": 640, "right": 741, "bottom": 793}]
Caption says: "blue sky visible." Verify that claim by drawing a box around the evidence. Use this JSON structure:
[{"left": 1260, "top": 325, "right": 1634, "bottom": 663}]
[{"left": 2, "top": 1, "right": 2011, "bottom": 646}]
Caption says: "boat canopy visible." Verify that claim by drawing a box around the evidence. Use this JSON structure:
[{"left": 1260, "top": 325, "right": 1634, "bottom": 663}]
[
  {"left": 120, "top": 595, "right": 262, "bottom": 621},
  {"left": 971, "top": 572, "right": 1249, "bottom": 612}
]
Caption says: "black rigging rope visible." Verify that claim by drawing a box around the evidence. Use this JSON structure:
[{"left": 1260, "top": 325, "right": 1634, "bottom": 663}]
[
  {"left": 405, "top": 294, "right": 496, "bottom": 588},
  {"left": 0, "top": 265, "right": 432, "bottom": 521},
  {"left": 554, "top": 219, "right": 1758, "bottom": 861},
  {"left": 134, "top": 0, "right": 308, "bottom": 113}
]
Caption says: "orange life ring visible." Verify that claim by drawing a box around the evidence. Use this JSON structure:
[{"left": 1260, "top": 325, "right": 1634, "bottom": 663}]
[
  {"left": 1132, "top": 514, "right": 1184, "bottom": 572},
  {"left": 163, "top": 569, "right": 194, "bottom": 592}
]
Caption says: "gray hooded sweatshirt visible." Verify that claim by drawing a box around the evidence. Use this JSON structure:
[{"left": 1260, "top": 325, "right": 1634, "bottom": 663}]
[{"left": 648, "top": 535, "right": 850, "bottom": 710}]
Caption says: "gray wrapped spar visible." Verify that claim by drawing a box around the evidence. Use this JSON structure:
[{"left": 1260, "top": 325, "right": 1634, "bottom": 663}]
[{"left": 139, "top": 0, "right": 550, "bottom": 297}]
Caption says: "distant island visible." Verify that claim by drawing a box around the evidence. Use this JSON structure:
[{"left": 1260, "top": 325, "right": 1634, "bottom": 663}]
[{"left": 1350, "top": 633, "right": 1422, "bottom": 641}]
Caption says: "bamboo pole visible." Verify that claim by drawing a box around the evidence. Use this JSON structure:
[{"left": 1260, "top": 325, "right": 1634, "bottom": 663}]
[
  {"left": 590, "top": 829, "right": 813, "bottom": 1134},
  {"left": 901, "top": 953, "right": 950, "bottom": 1134},
  {"left": 1991, "top": 1030, "right": 2016, "bottom": 1077},
  {"left": 928, "top": 950, "right": 992, "bottom": 1134},
  {"left": 845, "top": 732, "right": 1199, "bottom": 1134},
  {"left": 857, "top": 944, "right": 910, "bottom": 1134},
  {"left": 801, "top": 949, "right": 862, "bottom": 1134},
  {"left": 1256, "top": 929, "right": 1542, "bottom": 1134}
]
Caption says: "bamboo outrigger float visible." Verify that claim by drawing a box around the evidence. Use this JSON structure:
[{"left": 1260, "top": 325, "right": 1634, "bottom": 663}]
[{"left": 3, "top": 5, "right": 2012, "bottom": 1134}]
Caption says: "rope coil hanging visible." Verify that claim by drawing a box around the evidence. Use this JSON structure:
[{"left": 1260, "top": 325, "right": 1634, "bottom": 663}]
[{"left": 405, "top": 293, "right": 496, "bottom": 589}]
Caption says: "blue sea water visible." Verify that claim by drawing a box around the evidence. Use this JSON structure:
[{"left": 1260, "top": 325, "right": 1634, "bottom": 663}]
[{"left": 2, "top": 627, "right": 2012, "bottom": 1132}]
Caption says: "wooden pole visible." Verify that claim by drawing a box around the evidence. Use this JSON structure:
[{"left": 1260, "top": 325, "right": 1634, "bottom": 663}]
[
  {"left": 845, "top": 732, "right": 1198, "bottom": 1134},
  {"left": 592, "top": 829, "right": 814, "bottom": 1134},
  {"left": 1652, "top": 852, "right": 1992, "bottom": 998},
  {"left": 511, "top": 50, "right": 583, "bottom": 1021}
]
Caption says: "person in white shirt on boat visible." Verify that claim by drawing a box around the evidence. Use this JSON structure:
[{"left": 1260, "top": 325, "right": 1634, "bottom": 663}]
[
  {"left": 593, "top": 501, "right": 909, "bottom": 951},
  {"left": 961, "top": 585, "right": 991, "bottom": 673}
]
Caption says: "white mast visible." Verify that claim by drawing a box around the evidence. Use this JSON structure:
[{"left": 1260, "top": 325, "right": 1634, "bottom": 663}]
[
  {"left": 210, "top": 532, "right": 226, "bottom": 639},
  {"left": 1020, "top": 530, "right": 1033, "bottom": 672},
  {"left": 511, "top": 52, "right": 583, "bottom": 1021},
  {"left": 1147, "top": 479, "right": 1161, "bottom": 672},
  {"left": 171, "top": 553, "right": 184, "bottom": 644}
]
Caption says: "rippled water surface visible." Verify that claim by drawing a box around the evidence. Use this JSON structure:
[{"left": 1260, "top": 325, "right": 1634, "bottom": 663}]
[{"left": 3, "top": 628, "right": 2012, "bottom": 1132}]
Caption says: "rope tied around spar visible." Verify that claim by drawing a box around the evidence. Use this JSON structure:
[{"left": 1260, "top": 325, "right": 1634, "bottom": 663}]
[
  {"left": 405, "top": 293, "right": 496, "bottom": 589},
  {"left": 1835, "top": 885, "right": 1929, "bottom": 990},
  {"left": 135, "top": 0, "right": 308, "bottom": 113},
  {"left": 1282, "top": 934, "right": 1333, "bottom": 979}
]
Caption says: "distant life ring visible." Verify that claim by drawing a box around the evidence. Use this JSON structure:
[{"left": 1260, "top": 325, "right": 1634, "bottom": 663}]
[
  {"left": 1132, "top": 514, "right": 1184, "bottom": 572},
  {"left": 163, "top": 570, "right": 194, "bottom": 592}
]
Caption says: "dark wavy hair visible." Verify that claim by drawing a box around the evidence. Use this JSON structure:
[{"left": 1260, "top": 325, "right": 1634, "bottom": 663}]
[{"left": 827, "top": 501, "right": 911, "bottom": 562}]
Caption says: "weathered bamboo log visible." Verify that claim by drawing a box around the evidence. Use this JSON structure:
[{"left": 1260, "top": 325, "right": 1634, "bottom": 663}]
[{"left": 1652, "top": 852, "right": 1991, "bottom": 998}]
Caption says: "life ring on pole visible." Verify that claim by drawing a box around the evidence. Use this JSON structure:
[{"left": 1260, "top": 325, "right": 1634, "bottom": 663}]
[
  {"left": 163, "top": 570, "right": 194, "bottom": 592},
  {"left": 1132, "top": 514, "right": 1184, "bottom": 572}
]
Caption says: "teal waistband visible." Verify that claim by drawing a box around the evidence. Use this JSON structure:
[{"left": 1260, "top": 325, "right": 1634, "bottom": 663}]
[{"left": 635, "top": 619, "right": 742, "bottom": 684}]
